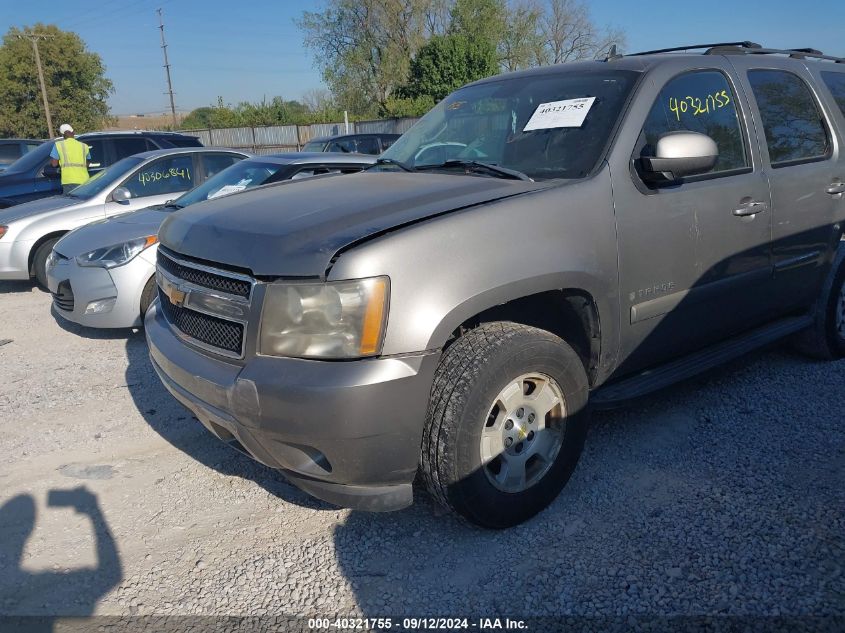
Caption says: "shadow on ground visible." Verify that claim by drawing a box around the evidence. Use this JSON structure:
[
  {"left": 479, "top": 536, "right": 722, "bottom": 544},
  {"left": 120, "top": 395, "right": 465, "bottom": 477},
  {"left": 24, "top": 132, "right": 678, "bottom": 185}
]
[{"left": 0, "top": 487, "right": 122, "bottom": 628}]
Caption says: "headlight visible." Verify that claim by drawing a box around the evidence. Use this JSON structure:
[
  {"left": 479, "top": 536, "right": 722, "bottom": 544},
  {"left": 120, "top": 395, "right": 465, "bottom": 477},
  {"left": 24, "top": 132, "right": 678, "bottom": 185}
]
[
  {"left": 76, "top": 235, "right": 157, "bottom": 268},
  {"left": 259, "top": 276, "right": 389, "bottom": 359}
]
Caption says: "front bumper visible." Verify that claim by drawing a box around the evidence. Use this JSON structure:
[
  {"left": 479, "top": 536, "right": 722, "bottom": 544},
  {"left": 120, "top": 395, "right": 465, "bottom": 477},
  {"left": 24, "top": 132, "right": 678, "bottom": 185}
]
[
  {"left": 145, "top": 300, "right": 439, "bottom": 511},
  {"left": 46, "top": 250, "right": 156, "bottom": 328}
]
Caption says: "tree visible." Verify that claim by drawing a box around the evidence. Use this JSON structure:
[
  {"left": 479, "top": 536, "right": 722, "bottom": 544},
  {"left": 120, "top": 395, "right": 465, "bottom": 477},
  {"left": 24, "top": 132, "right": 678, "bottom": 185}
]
[
  {"left": 536, "top": 0, "right": 625, "bottom": 64},
  {"left": 0, "top": 24, "right": 113, "bottom": 137},
  {"left": 297, "top": 0, "right": 435, "bottom": 116},
  {"left": 402, "top": 34, "right": 498, "bottom": 102}
]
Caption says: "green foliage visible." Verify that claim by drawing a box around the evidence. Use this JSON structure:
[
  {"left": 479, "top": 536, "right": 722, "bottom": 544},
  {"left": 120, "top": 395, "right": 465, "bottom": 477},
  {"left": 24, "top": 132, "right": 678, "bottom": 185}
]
[
  {"left": 381, "top": 95, "right": 436, "bottom": 118},
  {"left": 401, "top": 34, "right": 498, "bottom": 103},
  {"left": 0, "top": 24, "right": 114, "bottom": 137},
  {"left": 180, "top": 96, "right": 345, "bottom": 130}
]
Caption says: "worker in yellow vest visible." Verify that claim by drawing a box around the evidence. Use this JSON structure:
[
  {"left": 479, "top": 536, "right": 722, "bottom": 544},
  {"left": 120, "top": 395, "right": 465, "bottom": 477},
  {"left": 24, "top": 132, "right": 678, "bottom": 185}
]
[{"left": 50, "top": 124, "right": 91, "bottom": 193}]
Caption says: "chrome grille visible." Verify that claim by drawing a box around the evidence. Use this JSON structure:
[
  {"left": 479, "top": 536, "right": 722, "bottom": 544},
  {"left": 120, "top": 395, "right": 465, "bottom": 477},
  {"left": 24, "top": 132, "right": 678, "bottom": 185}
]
[
  {"left": 158, "top": 248, "right": 251, "bottom": 298},
  {"left": 155, "top": 249, "right": 253, "bottom": 358},
  {"left": 51, "top": 280, "right": 74, "bottom": 312},
  {"left": 158, "top": 289, "right": 244, "bottom": 355}
]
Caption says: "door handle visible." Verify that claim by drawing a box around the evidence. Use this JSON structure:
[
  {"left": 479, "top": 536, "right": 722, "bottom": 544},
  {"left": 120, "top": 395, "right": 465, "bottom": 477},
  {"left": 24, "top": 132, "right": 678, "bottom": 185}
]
[
  {"left": 733, "top": 200, "right": 769, "bottom": 217},
  {"left": 826, "top": 181, "right": 845, "bottom": 195}
]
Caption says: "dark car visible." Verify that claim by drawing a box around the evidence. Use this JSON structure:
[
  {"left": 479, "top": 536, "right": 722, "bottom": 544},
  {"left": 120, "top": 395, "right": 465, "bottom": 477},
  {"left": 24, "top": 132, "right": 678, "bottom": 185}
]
[
  {"left": 302, "top": 133, "right": 400, "bottom": 155},
  {"left": 0, "top": 131, "right": 202, "bottom": 208},
  {"left": 0, "top": 139, "right": 44, "bottom": 172}
]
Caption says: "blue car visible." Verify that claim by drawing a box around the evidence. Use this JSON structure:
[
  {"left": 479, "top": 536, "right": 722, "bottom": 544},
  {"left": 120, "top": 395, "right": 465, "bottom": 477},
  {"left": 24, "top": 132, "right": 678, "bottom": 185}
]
[{"left": 0, "top": 131, "right": 202, "bottom": 208}]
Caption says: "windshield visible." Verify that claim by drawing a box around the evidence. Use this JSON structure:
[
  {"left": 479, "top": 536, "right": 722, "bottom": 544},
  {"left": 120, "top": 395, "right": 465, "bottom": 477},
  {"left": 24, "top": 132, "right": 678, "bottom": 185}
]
[
  {"left": 0, "top": 141, "right": 53, "bottom": 175},
  {"left": 170, "top": 160, "right": 289, "bottom": 208},
  {"left": 67, "top": 156, "right": 144, "bottom": 199},
  {"left": 381, "top": 69, "right": 638, "bottom": 181}
]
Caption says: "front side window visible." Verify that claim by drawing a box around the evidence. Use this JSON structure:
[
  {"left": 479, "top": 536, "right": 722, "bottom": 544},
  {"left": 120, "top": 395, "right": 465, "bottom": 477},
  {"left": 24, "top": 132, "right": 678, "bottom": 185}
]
[
  {"left": 638, "top": 70, "right": 748, "bottom": 174},
  {"left": 748, "top": 70, "right": 829, "bottom": 166},
  {"left": 381, "top": 69, "right": 638, "bottom": 181},
  {"left": 0, "top": 143, "right": 20, "bottom": 162},
  {"left": 123, "top": 155, "right": 194, "bottom": 198},
  {"left": 328, "top": 139, "right": 356, "bottom": 153},
  {"left": 87, "top": 140, "right": 107, "bottom": 168},
  {"left": 820, "top": 71, "right": 845, "bottom": 119}
]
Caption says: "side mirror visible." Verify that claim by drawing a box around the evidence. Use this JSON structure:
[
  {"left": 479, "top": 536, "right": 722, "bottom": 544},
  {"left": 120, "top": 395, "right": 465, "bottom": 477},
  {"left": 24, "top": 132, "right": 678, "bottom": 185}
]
[
  {"left": 112, "top": 187, "right": 132, "bottom": 203},
  {"left": 640, "top": 131, "right": 718, "bottom": 182},
  {"left": 42, "top": 164, "right": 60, "bottom": 179}
]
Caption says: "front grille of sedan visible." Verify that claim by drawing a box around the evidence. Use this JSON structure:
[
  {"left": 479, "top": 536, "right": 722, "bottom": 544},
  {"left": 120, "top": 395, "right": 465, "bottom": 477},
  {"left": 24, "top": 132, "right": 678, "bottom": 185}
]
[{"left": 51, "top": 280, "right": 74, "bottom": 312}]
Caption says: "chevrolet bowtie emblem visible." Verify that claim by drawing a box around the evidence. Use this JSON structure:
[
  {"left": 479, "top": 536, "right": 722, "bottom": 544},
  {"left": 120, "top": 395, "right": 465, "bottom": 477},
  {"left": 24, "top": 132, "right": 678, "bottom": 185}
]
[{"left": 160, "top": 277, "right": 187, "bottom": 307}]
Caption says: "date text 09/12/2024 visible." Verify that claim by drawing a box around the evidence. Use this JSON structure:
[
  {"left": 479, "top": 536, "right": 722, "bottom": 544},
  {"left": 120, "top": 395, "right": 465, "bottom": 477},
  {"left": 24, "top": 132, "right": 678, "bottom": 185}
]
[{"left": 308, "top": 617, "right": 528, "bottom": 630}]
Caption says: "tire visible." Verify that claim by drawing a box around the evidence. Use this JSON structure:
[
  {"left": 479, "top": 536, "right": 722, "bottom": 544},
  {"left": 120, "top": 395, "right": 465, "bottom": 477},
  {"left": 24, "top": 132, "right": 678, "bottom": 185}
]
[
  {"left": 32, "top": 238, "right": 59, "bottom": 289},
  {"left": 140, "top": 275, "right": 158, "bottom": 320},
  {"left": 792, "top": 255, "right": 845, "bottom": 360},
  {"left": 421, "top": 322, "right": 590, "bottom": 529}
]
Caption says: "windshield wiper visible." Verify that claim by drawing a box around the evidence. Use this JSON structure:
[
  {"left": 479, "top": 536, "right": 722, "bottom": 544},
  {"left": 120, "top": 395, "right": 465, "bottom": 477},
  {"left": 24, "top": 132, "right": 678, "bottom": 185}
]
[
  {"left": 416, "top": 160, "right": 532, "bottom": 181},
  {"left": 373, "top": 157, "right": 413, "bottom": 172},
  {"left": 164, "top": 202, "right": 184, "bottom": 210}
]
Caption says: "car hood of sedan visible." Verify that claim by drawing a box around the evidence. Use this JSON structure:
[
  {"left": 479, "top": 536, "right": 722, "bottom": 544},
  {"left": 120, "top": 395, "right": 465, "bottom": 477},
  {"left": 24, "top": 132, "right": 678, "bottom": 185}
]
[
  {"left": 159, "top": 171, "right": 549, "bottom": 277},
  {"left": 0, "top": 195, "right": 82, "bottom": 225},
  {"left": 53, "top": 207, "right": 170, "bottom": 257}
]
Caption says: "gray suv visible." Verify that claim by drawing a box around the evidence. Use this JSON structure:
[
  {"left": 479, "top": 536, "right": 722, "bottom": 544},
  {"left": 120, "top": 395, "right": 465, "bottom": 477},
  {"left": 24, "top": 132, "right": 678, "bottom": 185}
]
[{"left": 146, "top": 42, "right": 845, "bottom": 528}]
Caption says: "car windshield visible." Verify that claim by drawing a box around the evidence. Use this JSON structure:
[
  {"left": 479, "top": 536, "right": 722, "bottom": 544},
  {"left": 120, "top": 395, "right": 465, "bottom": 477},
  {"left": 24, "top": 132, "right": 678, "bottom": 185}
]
[
  {"left": 0, "top": 141, "right": 53, "bottom": 175},
  {"left": 381, "top": 69, "right": 638, "bottom": 181},
  {"left": 169, "top": 160, "right": 289, "bottom": 208},
  {"left": 301, "top": 141, "right": 324, "bottom": 152},
  {"left": 66, "top": 156, "right": 145, "bottom": 199}
]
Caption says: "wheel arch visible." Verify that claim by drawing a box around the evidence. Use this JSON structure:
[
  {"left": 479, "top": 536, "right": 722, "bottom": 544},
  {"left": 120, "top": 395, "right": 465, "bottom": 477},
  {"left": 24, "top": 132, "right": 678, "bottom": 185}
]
[{"left": 28, "top": 230, "right": 69, "bottom": 277}]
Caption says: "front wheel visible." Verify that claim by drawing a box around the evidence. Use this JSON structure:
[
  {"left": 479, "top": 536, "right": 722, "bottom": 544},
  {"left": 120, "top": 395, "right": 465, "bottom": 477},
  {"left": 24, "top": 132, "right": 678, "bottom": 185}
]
[
  {"left": 32, "top": 238, "right": 59, "bottom": 289},
  {"left": 421, "top": 322, "right": 590, "bottom": 528}
]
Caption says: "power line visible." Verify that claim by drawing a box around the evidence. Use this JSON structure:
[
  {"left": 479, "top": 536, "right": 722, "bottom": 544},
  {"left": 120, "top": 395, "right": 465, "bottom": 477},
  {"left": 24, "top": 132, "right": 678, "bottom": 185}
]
[
  {"left": 157, "top": 7, "right": 177, "bottom": 128},
  {"left": 17, "top": 31, "right": 55, "bottom": 138}
]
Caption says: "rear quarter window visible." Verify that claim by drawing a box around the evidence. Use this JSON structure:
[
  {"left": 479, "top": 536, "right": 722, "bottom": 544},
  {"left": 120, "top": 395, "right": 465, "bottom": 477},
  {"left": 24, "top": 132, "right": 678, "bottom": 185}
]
[
  {"left": 820, "top": 71, "right": 845, "bottom": 118},
  {"left": 165, "top": 136, "right": 203, "bottom": 148}
]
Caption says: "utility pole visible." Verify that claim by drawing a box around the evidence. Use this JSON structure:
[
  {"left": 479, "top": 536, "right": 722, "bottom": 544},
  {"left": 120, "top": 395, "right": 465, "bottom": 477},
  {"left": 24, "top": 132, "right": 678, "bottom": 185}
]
[
  {"left": 157, "top": 8, "right": 178, "bottom": 128},
  {"left": 18, "top": 31, "right": 55, "bottom": 137}
]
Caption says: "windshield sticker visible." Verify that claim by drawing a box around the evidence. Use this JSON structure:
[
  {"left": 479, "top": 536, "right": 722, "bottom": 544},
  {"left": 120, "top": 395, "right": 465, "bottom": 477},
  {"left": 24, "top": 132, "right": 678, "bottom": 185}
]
[
  {"left": 523, "top": 97, "right": 596, "bottom": 131},
  {"left": 207, "top": 183, "right": 248, "bottom": 199},
  {"left": 668, "top": 90, "right": 730, "bottom": 121}
]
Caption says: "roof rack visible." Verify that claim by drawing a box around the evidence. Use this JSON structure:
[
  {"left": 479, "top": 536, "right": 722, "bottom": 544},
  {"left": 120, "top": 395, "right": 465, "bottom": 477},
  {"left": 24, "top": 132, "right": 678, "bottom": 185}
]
[
  {"left": 621, "top": 42, "right": 844, "bottom": 64},
  {"left": 705, "top": 45, "right": 844, "bottom": 63},
  {"left": 629, "top": 42, "right": 762, "bottom": 57}
]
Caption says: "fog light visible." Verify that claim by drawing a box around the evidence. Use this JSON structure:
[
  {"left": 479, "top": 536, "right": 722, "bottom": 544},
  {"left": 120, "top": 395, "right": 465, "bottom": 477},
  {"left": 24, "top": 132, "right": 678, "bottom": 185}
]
[{"left": 84, "top": 297, "right": 117, "bottom": 314}]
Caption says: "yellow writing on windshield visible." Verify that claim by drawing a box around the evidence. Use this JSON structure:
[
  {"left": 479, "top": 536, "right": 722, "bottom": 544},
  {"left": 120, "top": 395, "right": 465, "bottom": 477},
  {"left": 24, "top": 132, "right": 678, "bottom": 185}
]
[
  {"left": 668, "top": 90, "right": 730, "bottom": 121},
  {"left": 138, "top": 167, "right": 191, "bottom": 187}
]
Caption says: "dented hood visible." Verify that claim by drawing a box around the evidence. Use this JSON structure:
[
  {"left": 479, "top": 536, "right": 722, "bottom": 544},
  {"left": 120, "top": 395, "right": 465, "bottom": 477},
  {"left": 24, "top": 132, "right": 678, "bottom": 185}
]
[{"left": 158, "top": 171, "right": 546, "bottom": 277}]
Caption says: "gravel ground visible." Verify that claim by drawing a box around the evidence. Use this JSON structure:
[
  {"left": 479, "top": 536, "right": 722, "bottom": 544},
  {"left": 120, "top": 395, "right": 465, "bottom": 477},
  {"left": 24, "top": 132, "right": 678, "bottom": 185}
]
[{"left": 0, "top": 280, "right": 843, "bottom": 627}]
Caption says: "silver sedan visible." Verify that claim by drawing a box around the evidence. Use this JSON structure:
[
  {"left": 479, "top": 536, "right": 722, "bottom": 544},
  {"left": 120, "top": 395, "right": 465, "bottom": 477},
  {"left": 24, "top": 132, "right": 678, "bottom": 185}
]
[
  {"left": 46, "top": 152, "right": 375, "bottom": 329},
  {"left": 0, "top": 147, "right": 248, "bottom": 287}
]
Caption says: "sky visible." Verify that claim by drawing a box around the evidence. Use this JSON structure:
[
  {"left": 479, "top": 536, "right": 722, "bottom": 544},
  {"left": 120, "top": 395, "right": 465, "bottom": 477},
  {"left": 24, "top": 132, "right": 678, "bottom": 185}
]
[{"left": 2, "top": 0, "right": 844, "bottom": 116}]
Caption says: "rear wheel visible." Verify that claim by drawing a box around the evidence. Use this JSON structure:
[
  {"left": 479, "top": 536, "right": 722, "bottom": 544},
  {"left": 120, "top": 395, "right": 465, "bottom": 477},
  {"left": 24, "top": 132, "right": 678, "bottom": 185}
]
[
  {"left": 32, "top": 238, "right": 59, "bottom": 290},
  {"left": 140, "top": 275, "right": 158, "bottom": 320},
  {"left": 421, "top": 322, "right": 590, "bottom": 528},
  {"left": 792, "top": 257, "right": 845, "bottom": 360}
]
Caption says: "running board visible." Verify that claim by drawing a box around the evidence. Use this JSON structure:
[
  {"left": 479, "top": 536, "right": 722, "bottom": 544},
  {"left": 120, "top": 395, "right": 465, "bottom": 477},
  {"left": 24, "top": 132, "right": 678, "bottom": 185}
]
[{"left": 590, "top": 314, "right": 813, "bottom": 409}]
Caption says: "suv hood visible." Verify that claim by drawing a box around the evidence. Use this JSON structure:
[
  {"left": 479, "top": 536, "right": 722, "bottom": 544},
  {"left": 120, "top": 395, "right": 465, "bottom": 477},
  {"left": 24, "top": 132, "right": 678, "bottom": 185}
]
[
  {"left": 0, "top": 195, "right": 82, "bottom": 224},
  {"left": 159, "top": 172, "right": 546, "bottom": 277},
  {"left": 54, "top": 208, "right": 169, "bottom": 257}
]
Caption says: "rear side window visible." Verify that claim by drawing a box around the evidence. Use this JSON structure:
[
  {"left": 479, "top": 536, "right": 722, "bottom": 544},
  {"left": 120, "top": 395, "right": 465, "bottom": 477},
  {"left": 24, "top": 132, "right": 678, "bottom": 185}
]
[
  {"left": 380, "top": 136, "right": 397, "bottom": 150},
  {"left": 355, "top": 137, "right": 380, "bottom": 154},
  {"left": 328, "top": 139, "right": 356, "bottom": 153},
  {"left": 166, "top": 136, "right": 203, "bottom": 148},
  {"left": 201, "top": 153, "right": 243, "bottom": 178},
  {"left": 820, "top": 71, "right": 845, "bottom": 118},
  {"left": 639, "top": 70, "right": 748, "bottom": 174},
  {"left": 747, "top": 70, "right": 829, "bottom": 166},
  {"left": 112, "top": 137, "right": 154, "bottom": 161}
]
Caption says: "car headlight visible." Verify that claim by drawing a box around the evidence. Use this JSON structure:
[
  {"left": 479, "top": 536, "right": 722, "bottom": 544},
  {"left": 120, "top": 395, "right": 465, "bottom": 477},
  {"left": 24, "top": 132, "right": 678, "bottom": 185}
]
[
  {"left": 76, "top": 235, "right": 157, "bottom": 269},
  {"left": 259, "top": 276, "right": 389, "bottom": 359}
]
